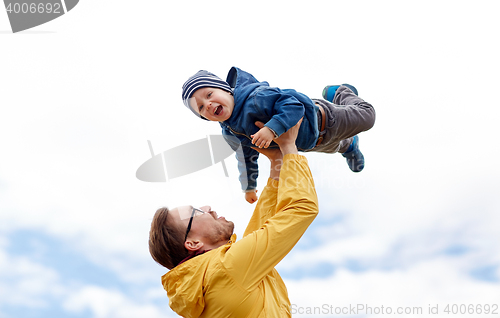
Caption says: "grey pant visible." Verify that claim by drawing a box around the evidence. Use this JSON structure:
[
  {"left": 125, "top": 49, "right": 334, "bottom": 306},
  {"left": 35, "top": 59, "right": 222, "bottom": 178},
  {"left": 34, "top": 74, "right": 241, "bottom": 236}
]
[{"left": 307, "top": 86, "right": 376, "bottom": 154}]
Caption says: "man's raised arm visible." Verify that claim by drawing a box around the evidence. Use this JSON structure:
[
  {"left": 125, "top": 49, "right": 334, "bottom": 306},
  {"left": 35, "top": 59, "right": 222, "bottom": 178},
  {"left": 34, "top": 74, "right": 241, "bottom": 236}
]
[{"left": 225, "top": 118, "right": 319, "bottom": 290}]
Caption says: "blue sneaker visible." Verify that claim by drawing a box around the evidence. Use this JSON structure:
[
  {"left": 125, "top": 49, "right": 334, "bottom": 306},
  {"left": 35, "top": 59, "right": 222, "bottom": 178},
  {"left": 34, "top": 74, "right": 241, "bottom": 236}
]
[
  {"left": 342, "top": 135, "right": 364, "bottom": 172},
  {"left": 322, "top": 84, "right": 358, "bottom": 102}
]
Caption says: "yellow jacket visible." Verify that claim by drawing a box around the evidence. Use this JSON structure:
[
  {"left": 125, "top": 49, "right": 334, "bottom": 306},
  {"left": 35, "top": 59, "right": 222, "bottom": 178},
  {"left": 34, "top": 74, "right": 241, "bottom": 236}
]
[{"left": 162, "top": 154, "right": 318, "bottom": 317}]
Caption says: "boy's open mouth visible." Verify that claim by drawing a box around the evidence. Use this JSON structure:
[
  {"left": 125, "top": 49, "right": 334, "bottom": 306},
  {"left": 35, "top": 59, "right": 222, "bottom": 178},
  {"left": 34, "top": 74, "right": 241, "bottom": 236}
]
[{"left": 214, "top": 106, "right": 222, "bottom": 116}]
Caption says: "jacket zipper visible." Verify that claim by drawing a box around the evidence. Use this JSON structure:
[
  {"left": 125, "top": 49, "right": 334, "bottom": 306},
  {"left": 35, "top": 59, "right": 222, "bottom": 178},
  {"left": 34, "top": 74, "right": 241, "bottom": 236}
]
[{"left": 227, "top": 125, "right": 252, "bottom": 141}]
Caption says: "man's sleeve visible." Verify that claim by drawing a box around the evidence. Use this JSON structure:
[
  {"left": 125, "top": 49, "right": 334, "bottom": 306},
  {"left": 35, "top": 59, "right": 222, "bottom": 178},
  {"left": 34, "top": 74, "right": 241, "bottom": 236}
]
[
  {"left": 243, "top": 177, "right": 279, "bottom": 237},
  {"left": 223, "top": 154, "right": 318, "bottom": 290}
]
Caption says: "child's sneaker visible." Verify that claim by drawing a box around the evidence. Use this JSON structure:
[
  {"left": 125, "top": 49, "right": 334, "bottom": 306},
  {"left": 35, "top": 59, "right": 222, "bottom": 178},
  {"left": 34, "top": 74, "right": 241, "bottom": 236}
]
[
  {"left": 342, "top": 135, "right": 364, "bottom": 172},
  {"left": 322, "top": 84, "right": 358, "bottom": 102}
]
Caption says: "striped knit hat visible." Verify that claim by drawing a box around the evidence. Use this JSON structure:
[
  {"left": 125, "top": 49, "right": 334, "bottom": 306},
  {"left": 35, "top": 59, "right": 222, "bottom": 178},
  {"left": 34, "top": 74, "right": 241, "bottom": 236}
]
[{"left": 182, "top": 70, "right": 232, "bottom": 117}]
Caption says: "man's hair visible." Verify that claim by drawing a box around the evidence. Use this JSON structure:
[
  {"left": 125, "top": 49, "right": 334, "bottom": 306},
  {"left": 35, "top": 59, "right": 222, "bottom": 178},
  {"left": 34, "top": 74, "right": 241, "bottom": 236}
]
[{"left": 149, "top": 207, "right": 189, "bottom": 269}]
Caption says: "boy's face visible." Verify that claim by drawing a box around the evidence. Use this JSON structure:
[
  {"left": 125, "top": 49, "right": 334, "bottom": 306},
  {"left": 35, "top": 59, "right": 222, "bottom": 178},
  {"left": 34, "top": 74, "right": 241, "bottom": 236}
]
[{"left": 189, "top": 87, "right": 234, "bottom": 122}]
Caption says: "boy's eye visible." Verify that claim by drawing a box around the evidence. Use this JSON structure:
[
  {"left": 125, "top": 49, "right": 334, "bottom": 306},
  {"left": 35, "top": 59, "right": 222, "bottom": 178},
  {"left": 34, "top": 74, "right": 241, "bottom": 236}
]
[{"left": 207, "top": 92, "right": 212, "bottom": 98}]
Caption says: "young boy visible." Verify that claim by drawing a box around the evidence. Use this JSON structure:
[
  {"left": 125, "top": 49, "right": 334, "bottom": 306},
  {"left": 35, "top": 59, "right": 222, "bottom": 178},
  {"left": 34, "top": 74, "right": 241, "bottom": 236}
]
[{"left": 182, "top": 67, "right": 375, "bottom": 203}]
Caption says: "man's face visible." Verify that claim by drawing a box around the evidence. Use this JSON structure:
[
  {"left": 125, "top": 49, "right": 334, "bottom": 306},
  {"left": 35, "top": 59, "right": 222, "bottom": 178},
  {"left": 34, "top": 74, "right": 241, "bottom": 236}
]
[
  {"left": 173, "top": 205, "right": 234, "bottom": 245},
  {"left": 189, "top": 87, "right": 235, "bottom": 122}
]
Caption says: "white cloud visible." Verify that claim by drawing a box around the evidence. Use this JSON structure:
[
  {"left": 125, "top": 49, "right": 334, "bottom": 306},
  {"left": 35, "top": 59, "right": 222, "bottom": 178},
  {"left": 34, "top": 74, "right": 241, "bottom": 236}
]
[
  {"left": 287, "top": 257, "right": 500, "bottom": 318},
  {"left": 63, "top": 286, "right": 173, "bottom": 318},
  {"left": 0, "top": 249, "right": 63, "bottom": 308}
]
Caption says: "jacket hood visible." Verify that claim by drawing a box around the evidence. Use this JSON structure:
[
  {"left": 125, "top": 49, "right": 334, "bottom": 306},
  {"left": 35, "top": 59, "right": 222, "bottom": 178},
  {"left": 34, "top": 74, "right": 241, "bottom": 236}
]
[
  {"left": 161, "top": 234, "right": 237, "bottom": 318},
  {"left": 162, "top": 251, "right": 210, "bottom": 318},
  {"left": 225, "top": 67, "right": 269, "bottom": 120}
]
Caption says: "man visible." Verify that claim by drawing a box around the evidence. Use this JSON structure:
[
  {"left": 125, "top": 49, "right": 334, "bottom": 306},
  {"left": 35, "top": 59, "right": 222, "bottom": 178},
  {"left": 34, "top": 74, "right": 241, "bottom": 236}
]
[{"left": 149, "top": 119, "right": 319, "bottom": 317}]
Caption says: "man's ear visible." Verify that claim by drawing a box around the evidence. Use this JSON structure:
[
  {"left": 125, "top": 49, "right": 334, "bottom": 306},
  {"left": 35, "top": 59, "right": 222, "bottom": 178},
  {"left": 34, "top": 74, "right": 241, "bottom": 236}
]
[{"left": 185, "top": 239, "right": 204, "bottom": 252}]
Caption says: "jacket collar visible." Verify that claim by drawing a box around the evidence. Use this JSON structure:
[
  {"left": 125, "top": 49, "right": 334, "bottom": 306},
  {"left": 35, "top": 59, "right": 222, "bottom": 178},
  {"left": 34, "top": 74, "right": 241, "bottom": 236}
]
[
  {"left": 177, "top": 234, "right": 237, "bottom": 266},
  {"left": 178, "top": 249, "right": 212, "bottom": 266}
]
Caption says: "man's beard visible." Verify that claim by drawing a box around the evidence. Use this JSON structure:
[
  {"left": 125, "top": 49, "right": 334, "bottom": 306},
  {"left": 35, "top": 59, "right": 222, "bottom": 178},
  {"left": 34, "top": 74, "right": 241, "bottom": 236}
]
[{"left": 208, "top": 220, "right": 234, "bottom": 243}]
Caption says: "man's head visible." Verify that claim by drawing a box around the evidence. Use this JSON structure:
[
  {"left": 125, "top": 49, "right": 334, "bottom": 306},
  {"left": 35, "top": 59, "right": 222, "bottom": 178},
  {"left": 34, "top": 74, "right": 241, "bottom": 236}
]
[
  {"left": 149, "top": 205, "right": 234, "bottom": 269},
  {"left": 181, "top": 70, "right": 235, "bottom": 122}
]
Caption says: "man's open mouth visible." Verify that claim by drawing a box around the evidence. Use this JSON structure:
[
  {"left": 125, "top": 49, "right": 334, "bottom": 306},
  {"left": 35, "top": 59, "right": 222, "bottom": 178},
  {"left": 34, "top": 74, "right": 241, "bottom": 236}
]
[{"left": 214, "top": 106, "right": 222, "bottom": 115}]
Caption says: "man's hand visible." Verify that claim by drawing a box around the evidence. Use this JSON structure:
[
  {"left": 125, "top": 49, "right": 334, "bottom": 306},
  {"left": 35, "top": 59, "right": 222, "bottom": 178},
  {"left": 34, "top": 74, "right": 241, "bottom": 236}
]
[
  {"left": 245, "top": 190, "right": 258, "bottom": 204},
  {"left": 255, "top": 119, "right": 302, "bottom": 155},
  {"left": 252, "top": 147, "right": 283, "bottom": 181},
  {"left": 252, "top": 147, "right": 282, "bottom": 161},
  {"left": 251, "top": 127, "right": 275, "bottom": 148}
]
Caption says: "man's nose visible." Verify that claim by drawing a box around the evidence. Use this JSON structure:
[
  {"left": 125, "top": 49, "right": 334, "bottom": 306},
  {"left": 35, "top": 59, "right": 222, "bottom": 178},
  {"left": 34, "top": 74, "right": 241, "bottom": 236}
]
[{"left": 200, "top": 205, "right": 211, "bottom": 213}]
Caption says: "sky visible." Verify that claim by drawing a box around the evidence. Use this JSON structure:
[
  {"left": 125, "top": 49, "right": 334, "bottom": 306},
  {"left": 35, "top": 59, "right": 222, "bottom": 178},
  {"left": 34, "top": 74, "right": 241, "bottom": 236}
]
[{"left": 1, "top": 1, "right": 500, "bottom": 318}]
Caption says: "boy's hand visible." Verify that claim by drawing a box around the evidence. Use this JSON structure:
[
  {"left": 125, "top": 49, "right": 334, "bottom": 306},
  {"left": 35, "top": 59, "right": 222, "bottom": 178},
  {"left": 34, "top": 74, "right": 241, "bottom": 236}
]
[
  {"left": 251, "top": 127, "right": 275, "bottom": 148},
  {"left": 255, "top": 119, "right": 301, "bottom": 155},
  {"left": 245, "top": 190, "right": 258, "bottom": 204}
]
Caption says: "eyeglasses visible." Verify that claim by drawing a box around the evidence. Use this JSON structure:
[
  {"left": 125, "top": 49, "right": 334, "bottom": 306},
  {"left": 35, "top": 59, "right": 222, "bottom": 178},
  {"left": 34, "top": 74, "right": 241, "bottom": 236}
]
[{"left": 184, "top": 207, "right": 206, "bottom": 242}]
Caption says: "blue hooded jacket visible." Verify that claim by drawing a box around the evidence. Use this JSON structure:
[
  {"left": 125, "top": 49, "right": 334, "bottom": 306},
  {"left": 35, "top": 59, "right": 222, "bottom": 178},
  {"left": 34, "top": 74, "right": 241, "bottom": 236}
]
[{"left": 220, "top": 67, "right": 319, "bottom": 191}]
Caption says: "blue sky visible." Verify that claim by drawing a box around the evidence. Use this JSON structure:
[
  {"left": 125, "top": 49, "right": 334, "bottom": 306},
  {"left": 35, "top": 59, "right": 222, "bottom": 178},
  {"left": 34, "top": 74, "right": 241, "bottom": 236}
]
[{"left": 1, "top": 1, "right": 500, "bottom": 317}]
